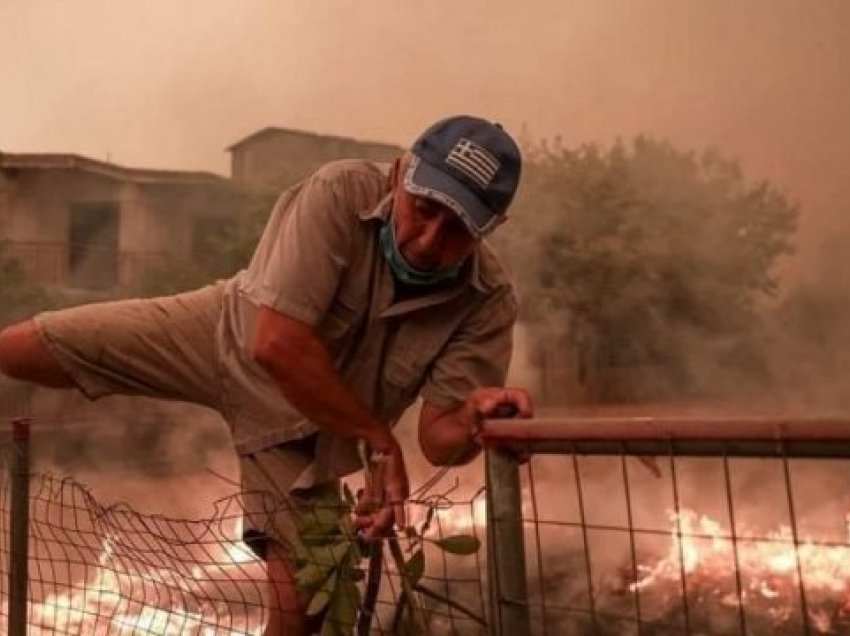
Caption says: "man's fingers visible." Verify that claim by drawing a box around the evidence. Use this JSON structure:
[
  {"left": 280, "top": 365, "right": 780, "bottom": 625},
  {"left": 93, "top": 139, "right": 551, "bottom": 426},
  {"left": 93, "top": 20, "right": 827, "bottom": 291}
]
[
  {"left": 513, "top": 390, "right": 534, "bottom": 417},
  {"left": 393, "top": 501, "right": 406, "bottom": 530},
  {"left": 363, "top": 506, "right": 394, "bottom": 539},
  {"left": 474, "top": 388, "right": 535, "bottom": 419},
  {"left": 357, "top": 436, "right": 409, "bottom": 538}
]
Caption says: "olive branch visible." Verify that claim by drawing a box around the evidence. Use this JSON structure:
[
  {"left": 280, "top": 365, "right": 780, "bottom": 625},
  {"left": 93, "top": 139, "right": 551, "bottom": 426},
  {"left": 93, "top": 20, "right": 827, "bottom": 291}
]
[{"left": 292, "top": 483, "right": 483, "bottom": 635}]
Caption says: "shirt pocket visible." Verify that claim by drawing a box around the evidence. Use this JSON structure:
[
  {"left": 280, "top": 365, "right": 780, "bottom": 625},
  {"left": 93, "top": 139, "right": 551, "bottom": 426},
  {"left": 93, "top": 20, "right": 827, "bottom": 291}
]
[
  {"left": 315, "top": 294, "right": 363, "bottom": 355},
  {"left": 381, "top": 333, "right": 443, "bottom": 418},
  {"left": 384, "top": 353, "right": 424, "bottom": 399}
]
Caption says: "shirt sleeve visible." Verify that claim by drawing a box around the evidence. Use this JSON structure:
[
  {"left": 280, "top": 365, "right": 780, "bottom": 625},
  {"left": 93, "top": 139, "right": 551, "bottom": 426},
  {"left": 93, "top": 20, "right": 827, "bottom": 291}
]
[
  {"left": 419, "top": 287, "right": 519, "bottom": 410},
  {"left": 240, "top": 169, "right": 356, "bottom": 326}
]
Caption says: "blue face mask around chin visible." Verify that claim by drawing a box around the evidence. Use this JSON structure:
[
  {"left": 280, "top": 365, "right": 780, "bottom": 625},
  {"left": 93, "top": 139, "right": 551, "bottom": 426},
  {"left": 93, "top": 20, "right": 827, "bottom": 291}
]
[{"left": 379, "top": 220, "right": 462, "bottom": 286}]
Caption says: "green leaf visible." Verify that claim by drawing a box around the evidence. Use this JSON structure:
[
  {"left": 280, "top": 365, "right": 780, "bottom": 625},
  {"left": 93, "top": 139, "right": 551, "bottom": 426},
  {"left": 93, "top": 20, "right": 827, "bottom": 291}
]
[
  {"left": 306, "top": 570, "right": 337, "bottom": 616},
  {"left": 303, "top": 540, "right": 353, "bottom": 569},
  {"left": 321, "top": 576, "right": 360, "bottom": 635},
  {"left": 296, "top": 481, "right": 350, "bottom": 542},
  {"left": 298, "top": 505, "right": 346, "bottom": 542},
  {"left": 402, "top": 549, "right": 425, "bottom": 586},
  {"left": 295, "top": 561, "right": 333, "bottom": 593},
  {"left": 430, "top": 535, "right": 481, "bottom": 555},
  {"left": 295, "top": 540, "right": 352, "bottom": 593},
  {"left": 291, "top": 541, "right": 311, "bottom": 568}
]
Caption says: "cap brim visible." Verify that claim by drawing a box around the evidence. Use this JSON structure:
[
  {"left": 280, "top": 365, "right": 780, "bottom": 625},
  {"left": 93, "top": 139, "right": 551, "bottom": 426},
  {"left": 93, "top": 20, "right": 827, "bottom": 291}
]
[{"left": 404, "top": 156, "right": 500, "bottom": 237}]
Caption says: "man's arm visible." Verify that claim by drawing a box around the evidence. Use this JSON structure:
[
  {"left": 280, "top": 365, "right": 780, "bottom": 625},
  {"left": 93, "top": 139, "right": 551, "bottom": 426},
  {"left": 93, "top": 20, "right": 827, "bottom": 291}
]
[
  {"left": 253, "top": 306, "right": 408, "bottom": 532},
  {"left": 418, "top": 387, "right": 534, "bottom": 466},
  {"left": 254, "top": 306, "right": 396, "bottom": 450}
]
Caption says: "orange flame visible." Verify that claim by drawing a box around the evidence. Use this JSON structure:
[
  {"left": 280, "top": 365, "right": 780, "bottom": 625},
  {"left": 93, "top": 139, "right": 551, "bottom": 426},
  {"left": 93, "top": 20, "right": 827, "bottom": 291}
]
[
  {"left": 28, "top": 531, "right": 268, "bottom": 635},
  {"left": 630, "top": 509, "right": 850, "bottom": 633}
]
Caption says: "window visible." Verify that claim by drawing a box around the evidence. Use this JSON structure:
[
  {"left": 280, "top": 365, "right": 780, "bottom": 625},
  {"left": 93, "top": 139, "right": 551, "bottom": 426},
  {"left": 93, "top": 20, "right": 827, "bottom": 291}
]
[{"left": 69, "top": 203, "right": 119, "bottom": 289}]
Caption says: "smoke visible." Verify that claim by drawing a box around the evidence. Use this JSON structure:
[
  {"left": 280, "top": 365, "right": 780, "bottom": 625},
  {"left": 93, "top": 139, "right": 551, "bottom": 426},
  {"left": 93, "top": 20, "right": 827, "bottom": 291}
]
[
  {"left": 763, "top": 231, "right": 850, "bottom": 412},
  {"left": 15, "top": 388, "right": 232, "bottom": 478}
]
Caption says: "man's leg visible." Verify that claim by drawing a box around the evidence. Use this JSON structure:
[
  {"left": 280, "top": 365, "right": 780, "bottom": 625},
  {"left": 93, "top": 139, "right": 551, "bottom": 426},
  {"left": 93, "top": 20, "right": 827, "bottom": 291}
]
[
  {"left": 264, "top": 542, "right": 308, "bottom": 636},
  {"left": 0, "top": 283, "right": 225, "bottom": 406},
  {"left": 241, "top": 440, "right": 321, "bottom": 635},
  {"left": 0, "top": 320, "right": 75, "bottom": 388}
]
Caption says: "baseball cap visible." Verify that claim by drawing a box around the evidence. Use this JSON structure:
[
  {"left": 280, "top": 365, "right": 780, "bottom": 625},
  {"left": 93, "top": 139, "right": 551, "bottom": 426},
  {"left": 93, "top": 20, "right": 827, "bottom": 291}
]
[{"left": 405, "top": 115, "right": 522, "bottom": 237}]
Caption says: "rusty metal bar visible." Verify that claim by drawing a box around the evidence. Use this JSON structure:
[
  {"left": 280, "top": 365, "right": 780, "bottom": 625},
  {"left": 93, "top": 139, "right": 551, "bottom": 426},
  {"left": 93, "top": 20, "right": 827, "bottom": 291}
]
[
  {"left": 485, "top": 446, "right": 530, "bottom": 635},
  {"left": 722, "top": 453, "right": 748, "bottom": 634},
  {"left": 571, "top": 453, "right": 598, "bottom": 633},
  {"left": 781, "top": 448, "right": 812, "bottom": 636},
  {"left": 668, "top": 445, "right": 691, "bottom": 633},
  {"left": 479, "top": 417, "right": 850, "bottom": 458},
  {"left": 619, "top": 449, "right": 644, "bottom": 633},
  {"left": 526, "top": 456, "right": 548, "bottom": 634},
  {"left": 9, "top": 418, "right": 31, "bottom": 636}
]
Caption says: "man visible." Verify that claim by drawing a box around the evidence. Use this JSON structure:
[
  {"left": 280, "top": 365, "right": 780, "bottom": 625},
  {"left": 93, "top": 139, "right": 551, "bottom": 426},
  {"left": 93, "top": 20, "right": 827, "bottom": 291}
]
[{"left": 0, "top": 115, "right": 533, "bottom": 633}]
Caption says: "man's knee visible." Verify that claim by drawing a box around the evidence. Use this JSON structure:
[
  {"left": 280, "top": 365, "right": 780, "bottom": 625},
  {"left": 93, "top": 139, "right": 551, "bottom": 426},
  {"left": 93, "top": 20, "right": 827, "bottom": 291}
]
[
  {"left": 0, "top": 320, "right": 73, "bottom": 387},
  {"left": 0, "top": 321, "right": 28, "bottom": 377}
]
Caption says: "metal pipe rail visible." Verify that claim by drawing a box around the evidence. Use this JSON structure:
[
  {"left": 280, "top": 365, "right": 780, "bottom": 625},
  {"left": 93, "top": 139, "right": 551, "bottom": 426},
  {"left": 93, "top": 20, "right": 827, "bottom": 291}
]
[{"left": 481, "top": 416, "right": 850, "bottom": 636}]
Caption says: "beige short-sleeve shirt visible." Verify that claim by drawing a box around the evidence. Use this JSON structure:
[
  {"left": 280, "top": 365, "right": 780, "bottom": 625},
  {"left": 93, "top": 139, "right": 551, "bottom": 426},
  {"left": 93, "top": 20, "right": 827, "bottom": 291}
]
[{"left": 217, "top": 159, "right": 517, "bottom": 481}]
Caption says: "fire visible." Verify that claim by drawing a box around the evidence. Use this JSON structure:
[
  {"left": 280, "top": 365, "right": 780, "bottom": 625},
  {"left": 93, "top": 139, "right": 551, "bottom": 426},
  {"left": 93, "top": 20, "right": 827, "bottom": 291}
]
[
  {"left": 28, "top": 532, "right": 268, "bottom": 635},
  {"left": 630, "top": 508, "right": 850, "bottom": 633}
]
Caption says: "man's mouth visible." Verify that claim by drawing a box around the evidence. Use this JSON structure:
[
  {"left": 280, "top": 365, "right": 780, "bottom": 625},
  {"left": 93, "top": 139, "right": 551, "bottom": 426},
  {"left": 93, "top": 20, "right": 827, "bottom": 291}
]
[{"left": 403, "top": 250, "right": 439, "bottom": 272}]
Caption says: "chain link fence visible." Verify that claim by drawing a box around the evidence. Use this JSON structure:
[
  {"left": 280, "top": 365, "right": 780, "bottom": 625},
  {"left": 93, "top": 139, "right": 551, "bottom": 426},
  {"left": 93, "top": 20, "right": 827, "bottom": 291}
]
[{"left": 0, "top": 418, "right": 490, "bottom": 635}]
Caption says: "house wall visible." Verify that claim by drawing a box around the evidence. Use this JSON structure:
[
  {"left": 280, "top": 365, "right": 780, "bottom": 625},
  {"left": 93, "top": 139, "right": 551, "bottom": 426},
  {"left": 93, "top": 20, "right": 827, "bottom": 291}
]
[
  {"left": 0, "top": 168, "right": 233, "bottom": 290},
  {"left": 2, "top": 170, "right": 129, "bottom": 284},
  {"left": 231, "top": 130, "right": 404, "bottom": 189},
  {"left": 0, "top": 172, "right": 15, "bottom": 237}
]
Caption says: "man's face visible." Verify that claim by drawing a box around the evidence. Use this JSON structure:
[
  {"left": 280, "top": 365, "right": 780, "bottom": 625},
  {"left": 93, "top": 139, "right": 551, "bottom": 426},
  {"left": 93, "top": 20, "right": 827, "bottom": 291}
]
[{"left": 390, "top": 159, "right": 478, "bottom": 273}]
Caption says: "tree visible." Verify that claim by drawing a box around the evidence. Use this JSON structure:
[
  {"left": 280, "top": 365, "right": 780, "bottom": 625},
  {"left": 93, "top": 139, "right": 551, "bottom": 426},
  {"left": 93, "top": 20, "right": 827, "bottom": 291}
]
[{"left": 495, "top": 136, "right": 798, "bottom": 401}]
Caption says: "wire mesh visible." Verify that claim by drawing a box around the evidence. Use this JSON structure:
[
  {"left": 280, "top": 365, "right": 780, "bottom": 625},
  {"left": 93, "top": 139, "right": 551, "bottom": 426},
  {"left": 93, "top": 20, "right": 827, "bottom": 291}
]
[
  {"left": 0, "top": 445, "right": 490, "bottom": 635},
  {"left": 507, "top": 444, "right": 850, "bottom": 635},
  {"left": 5, "top": 415, "right": 850, "bottom": 635}
]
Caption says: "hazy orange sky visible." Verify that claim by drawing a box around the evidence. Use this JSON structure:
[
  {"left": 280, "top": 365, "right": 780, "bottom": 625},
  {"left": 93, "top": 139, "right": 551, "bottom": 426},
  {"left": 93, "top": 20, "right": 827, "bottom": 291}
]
[{"left": 2, "top": 0, "right": 849, "bottom": 271}]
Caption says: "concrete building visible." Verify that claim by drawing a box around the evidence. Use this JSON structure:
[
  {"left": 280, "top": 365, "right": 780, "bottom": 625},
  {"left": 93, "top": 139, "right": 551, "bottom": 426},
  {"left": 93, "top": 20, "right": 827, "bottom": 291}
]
[
  {"left": 228, "top": 127, "right": 404, "bottom": 190},
  {"left": 0, "top": 153, "right": 237, "bottom": 291},
  {"left": 0, "top": 126, "right": 404, "bottom": 293}
]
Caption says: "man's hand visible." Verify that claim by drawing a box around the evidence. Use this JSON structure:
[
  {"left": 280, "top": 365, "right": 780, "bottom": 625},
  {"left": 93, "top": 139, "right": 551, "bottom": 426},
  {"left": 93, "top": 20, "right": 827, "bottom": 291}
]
[
  {"left": 462, "top": 387, "right": 534, "bottom": 442},
  {"left": 354, "top": 437, "right": 410, "bottom": 540},
  {"left": 418, "top": 386, "right": 534, "bottom": 466}
]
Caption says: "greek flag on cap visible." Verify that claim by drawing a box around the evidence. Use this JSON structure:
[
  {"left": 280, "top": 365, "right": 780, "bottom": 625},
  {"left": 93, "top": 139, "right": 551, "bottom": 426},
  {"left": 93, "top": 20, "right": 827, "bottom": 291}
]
[{"left": 406, "top": 115, "right": 522, "bottom": 237}]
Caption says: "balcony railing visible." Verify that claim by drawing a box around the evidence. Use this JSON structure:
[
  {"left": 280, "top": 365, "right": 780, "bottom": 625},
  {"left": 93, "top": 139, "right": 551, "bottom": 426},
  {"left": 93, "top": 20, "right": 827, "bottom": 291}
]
[{"left": 3, "top": 240, "right": 171, "bottom": 290}]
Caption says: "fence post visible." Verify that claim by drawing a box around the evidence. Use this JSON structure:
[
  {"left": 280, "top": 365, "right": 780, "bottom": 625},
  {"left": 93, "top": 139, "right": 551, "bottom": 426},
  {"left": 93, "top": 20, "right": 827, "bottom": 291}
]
[
  {"left": 9, "top": 418, "right": 30, "bottom": 636},
  {"left": 485, "top": 446, "right": 530, "bottom": 635}
]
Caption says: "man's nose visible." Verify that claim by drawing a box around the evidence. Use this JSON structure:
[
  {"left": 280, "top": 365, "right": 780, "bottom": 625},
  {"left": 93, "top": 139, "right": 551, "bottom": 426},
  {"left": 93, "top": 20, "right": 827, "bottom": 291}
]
[{"left": 417, "top": 219, "right": 446, "bottom": 251}]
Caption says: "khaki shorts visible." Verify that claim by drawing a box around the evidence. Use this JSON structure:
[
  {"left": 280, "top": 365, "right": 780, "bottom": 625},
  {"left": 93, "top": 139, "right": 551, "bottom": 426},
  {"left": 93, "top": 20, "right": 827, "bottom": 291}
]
[
  {"left": 34, "top": 284, "right": 333, "bottom": 556},
  {"left": 240, "top": 435, "right": 341, "bottom": 558},
  {"left": 34, "top": 282, "right": 226, "bottom": 408}
]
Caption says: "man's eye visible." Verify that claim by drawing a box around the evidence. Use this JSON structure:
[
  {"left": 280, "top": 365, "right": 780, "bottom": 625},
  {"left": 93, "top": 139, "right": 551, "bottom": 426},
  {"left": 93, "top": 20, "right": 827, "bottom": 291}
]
[{"left": 415, "top": 201, "right": 438, "bottom": 218}]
